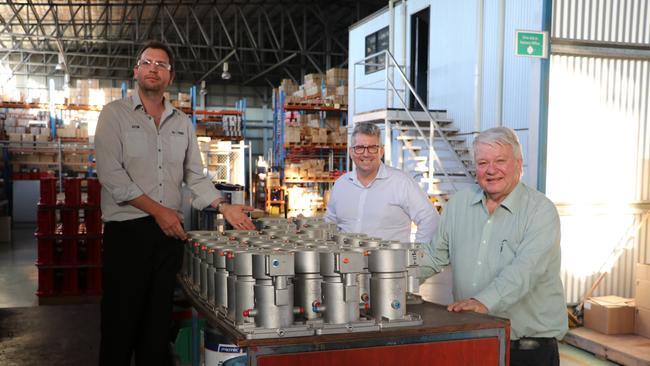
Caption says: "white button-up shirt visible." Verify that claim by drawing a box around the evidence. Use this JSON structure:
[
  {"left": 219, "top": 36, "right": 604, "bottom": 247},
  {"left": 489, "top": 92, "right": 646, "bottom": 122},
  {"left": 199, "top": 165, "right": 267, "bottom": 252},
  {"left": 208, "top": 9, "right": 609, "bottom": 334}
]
[
  {"left": 95, "top": 92, "right": 219, "bottom": 222},
  {"left": 325, "top": 163, "right": 439, "bottom": 243}
]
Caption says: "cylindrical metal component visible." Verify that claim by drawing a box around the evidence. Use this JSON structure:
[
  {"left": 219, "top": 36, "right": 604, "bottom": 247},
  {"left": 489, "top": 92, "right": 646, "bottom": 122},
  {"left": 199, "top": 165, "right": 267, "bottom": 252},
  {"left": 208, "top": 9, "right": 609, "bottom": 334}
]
[
  {"left": 192, "top": 240, "right": 206, "bottom": 290},
  {"left": 294, "top": 250, "right": 322, "bottom": 320},
  {"left": 318, "top": 250, "right": 364, "bottom": 324},
  {"left": 359, "top": 237, "right": 383, "bottom": 248},
  {"left": 348, "top": 247, "right": 371, "bottom": 305},
  {"left": 343, "top": 233, "right": 368, "bottom": 247},
  {"left": 199, "top": 244, "right": 211, "bottom": 298},
  {"left": 211, "top": 246, "right": 233, "bottom": 308},
  {"left": 225, "top": 249, "right": 256, "bottom": 324},
  {"left": 406, "top": 243, "right": 424, "bottom": 294},
  {"left": 370, "top": 273, "right": 407, "bottom": 320},
  {"left": 368, "top": 248, "right": 408, "bottom": 321},
  {"left": 255, "top": 216, "right": 292, "bottom": 231},
  {"left": 368, "top": 248, "right": 407, "bottom": 273},
  {"left": 223, "top": 230, "right": 259, "bottom": 240},
  {"left": 249, "top": 252, "right": 296, "bottom": 328}
]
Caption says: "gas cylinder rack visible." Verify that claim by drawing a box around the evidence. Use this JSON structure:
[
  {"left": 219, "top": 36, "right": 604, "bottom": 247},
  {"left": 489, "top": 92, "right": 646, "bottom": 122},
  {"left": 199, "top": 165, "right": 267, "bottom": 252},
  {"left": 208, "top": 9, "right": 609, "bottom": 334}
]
[{"left": 35, "top": 177, "right": 103, "bottom": 304}]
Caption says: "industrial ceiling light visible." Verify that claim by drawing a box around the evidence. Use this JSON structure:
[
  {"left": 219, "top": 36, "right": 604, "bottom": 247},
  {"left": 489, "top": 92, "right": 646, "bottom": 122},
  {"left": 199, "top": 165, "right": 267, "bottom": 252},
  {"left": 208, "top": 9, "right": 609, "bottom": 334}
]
[
  {"left": 54, "top": 53, "right": 66, "bottom": 72},
  {"left": 221, "top": 62, "right": 231, "bottom": 80}
]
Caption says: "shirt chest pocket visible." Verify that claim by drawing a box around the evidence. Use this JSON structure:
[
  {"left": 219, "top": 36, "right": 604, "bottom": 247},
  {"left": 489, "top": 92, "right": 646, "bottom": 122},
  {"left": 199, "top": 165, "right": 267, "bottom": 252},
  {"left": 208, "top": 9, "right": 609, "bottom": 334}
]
[
  {"left": 492, "top": 234, "right": 521, "bottom": 271},
  {"left": 169, "top": 134, "right": 187, "bottom": 163},
  {"left": 125, "top": 130, "right": 146, "bottom": 157}
]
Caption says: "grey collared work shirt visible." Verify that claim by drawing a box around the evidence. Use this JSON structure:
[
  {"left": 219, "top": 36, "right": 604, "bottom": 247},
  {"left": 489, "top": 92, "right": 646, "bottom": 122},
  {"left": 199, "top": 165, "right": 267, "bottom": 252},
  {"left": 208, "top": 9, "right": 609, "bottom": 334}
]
[
  {"left": 95, "top": 93, "right": 219, "bottom": 222},
  {"left": 420, "top": 182, "right": 568, "bottom": 340}
]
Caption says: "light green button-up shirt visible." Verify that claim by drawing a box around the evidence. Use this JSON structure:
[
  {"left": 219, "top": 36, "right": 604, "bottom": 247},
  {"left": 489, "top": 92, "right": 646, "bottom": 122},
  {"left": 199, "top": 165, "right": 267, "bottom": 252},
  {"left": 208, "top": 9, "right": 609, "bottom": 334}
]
[{"left": 421, "top": 182, "right": 568, "bottom": 340}]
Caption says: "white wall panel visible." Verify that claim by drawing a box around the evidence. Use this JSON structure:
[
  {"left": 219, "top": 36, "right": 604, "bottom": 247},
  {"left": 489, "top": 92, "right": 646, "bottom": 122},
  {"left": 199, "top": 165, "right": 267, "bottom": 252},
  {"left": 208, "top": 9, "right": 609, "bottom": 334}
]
[{"left": 547, "top": 53, "right": 650, "bottom": 303}]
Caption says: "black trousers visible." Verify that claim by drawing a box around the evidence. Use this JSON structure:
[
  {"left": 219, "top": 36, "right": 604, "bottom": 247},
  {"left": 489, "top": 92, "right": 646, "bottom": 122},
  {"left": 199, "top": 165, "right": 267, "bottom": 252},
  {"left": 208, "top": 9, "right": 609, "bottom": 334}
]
[
  {"left": 510, "top": 337, "right": 560, "bottom": 366},
  {"left": 99, "top": 216, "right": 184, "bottom": 366}
]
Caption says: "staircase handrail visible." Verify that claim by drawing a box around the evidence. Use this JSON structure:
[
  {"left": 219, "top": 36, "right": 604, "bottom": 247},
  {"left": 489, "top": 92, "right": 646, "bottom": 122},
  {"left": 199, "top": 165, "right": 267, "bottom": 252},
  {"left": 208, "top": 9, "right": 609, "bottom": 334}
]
[{"left": 381, "top": 49, "right": 474, "bottom": 179}]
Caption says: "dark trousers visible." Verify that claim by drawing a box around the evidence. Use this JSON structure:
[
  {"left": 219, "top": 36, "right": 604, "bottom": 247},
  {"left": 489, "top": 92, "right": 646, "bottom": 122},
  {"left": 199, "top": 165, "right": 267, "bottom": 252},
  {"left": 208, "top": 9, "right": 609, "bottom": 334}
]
[
  {"left": 510, "top": 337, "right": 560, "bottom": 366},
  {"left": 99, "top": 216, "right": 184, "bottom": 366}
]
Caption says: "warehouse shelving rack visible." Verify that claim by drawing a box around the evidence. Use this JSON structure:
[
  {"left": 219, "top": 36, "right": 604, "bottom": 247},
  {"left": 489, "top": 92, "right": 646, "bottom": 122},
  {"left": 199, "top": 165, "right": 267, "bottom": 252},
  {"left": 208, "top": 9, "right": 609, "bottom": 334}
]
[{"left": 272, "top": 90, "right": 348, "bottom": 180}]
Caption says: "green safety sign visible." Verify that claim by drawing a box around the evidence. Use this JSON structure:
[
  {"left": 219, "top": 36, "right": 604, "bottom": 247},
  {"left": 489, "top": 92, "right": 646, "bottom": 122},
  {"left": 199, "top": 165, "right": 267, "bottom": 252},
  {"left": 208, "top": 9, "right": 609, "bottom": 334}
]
[{"left": 515, "top": 30, "right": 548, "bottom": 58}]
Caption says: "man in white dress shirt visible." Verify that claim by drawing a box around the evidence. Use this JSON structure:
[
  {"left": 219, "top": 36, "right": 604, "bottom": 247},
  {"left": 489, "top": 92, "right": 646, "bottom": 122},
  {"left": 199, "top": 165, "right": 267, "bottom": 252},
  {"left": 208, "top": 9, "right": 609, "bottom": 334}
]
[{"left": 325, "top": 122, "right": 439, "bottom": 243}]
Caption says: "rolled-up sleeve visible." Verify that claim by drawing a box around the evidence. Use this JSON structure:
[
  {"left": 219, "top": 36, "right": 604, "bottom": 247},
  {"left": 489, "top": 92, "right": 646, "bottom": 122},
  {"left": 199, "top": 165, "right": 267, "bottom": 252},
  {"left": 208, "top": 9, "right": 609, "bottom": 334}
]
[
  {"left": 95, "top": 105, "right": 144, "bottom": 204},
  {"left": 183, "top": 125, "right": 220, "bottom": 210}
]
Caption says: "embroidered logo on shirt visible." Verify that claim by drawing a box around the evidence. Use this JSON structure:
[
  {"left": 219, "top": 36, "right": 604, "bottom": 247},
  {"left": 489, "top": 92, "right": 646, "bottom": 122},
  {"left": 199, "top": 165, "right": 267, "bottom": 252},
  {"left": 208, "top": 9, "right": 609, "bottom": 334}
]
[
  {"left": 171, "top": 130, "right": 185, "bottom": 135},
  {"left": 131, "top": 125, "right": 140, "bottom": 129}
]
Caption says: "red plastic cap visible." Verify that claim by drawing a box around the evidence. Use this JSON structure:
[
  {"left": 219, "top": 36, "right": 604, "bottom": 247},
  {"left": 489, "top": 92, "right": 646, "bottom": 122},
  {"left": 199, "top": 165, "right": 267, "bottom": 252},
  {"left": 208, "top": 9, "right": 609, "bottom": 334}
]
[{"left": 243, "top": 309, "right": 250, "bottom": 317}]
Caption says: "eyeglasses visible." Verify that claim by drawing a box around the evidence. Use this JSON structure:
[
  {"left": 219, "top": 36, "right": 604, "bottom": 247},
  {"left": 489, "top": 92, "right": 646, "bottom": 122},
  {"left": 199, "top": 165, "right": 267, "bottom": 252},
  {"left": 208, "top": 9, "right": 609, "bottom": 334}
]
[
  {"left": 351, "top": 144, "right": 381, "bottom": 154},
  {"left": 137, "top": 58, "right": 172, "bottom": 71}
]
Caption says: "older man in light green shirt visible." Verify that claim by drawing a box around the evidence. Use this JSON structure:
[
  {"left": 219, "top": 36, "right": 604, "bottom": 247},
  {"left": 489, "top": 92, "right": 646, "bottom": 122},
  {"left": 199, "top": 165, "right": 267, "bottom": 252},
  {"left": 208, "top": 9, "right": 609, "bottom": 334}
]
[{"left": 421, "top": 127, "right": 567, "bottom": 366}]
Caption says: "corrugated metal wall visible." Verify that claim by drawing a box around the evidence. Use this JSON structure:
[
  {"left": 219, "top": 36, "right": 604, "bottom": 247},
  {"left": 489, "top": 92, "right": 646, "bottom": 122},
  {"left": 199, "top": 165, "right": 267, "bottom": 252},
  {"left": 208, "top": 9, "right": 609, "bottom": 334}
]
[
  {"left": 548, "top": 0, "right": 650, "bottom": 303},
  {"left": 553, "top": 0, "right": 650, "bottom": 43}
]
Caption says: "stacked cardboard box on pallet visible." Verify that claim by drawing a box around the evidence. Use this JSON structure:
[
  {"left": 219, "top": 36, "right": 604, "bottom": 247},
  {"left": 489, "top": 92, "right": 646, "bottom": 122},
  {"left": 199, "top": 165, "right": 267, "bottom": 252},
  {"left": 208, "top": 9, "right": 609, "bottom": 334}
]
[
  {"left": 35, "top": 177, "right": 103, "bottom": 302},
  {"left": 283, "top": 67, "right": 348, "bottom": 106},
  {"left": 284, "top": 159, "right": 326, "bottom": 180},
  {"left": 283, "top": 124, "right": 346, "bottom": 146}
]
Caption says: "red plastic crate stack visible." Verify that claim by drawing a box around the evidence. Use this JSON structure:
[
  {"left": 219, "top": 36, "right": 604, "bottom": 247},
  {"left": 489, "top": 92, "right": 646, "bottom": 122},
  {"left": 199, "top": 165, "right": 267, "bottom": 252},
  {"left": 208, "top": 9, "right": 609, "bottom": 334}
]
[{"left": 36, "top": 177, "right": 103, "bottom": 299}]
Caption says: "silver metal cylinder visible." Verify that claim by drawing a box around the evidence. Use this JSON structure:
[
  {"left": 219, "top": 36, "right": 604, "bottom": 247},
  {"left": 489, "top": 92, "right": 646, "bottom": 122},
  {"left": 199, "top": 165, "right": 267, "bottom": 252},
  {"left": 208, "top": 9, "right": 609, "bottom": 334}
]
[
  {"left": 344, "top": 233, "right": 368, "bottom": 247},
  {"left": 192, "top": 239, "right": 208, "bottom": 290},
  {"left": 406, "top": 243, "right": 423, "bottom": 294},
  {"left": 294, "top": 249, "right": 322, "bottom": 320},
  {"left": 247, "top": 252, "right": 296, "bottom": 328},
  {"left": 316, "top": 251, "right": 364, "bottom": 324},
  {"left": 359, "top": 237, "right": 383, "bottom": 248},
  {"left": 199, "top": 244, "right": 211, "bottom": 298},
  {"left": 225, "top": 249, "right": 256, "bottom": 324},
  {"left": 211, "top": 246, "right": 232, "bottom": 308},
  {"left": 368, "top": 248, "right": 408, "bottom": 321},
  {"left": 348, "top": 248, "right": 371, "bottom": 305}
]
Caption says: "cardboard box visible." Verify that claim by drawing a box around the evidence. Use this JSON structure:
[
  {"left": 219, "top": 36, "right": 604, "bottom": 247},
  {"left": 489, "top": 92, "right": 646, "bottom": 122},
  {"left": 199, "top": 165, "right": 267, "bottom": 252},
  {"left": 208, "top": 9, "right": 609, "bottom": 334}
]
[
  {"left": 636, "top": 307, "right": 650, "bottom": 338},
  {"left": 584, "top": 296, "right": 636, "bottom": 335}
]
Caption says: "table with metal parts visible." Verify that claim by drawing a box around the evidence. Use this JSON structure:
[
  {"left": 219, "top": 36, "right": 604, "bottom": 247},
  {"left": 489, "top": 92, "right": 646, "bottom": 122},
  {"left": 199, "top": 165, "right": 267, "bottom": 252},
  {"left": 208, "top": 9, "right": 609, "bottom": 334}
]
[{"left": 179, "top": 275, "right": 511, "bottom": 366}]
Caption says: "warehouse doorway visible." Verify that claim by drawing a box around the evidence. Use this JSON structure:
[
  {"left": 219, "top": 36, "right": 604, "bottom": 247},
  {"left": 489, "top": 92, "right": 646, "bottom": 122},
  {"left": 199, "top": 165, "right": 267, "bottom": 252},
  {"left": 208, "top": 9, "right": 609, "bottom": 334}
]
[{"left": 409, "top": 7, "right": 429, "bottom": 110}]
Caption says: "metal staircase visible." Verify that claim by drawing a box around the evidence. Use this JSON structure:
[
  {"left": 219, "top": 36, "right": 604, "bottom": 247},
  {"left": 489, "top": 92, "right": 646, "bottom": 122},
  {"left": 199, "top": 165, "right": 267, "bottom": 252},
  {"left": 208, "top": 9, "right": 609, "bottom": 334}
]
[{"left": 351, "top": 50, "right": 476, "bottom": 199}]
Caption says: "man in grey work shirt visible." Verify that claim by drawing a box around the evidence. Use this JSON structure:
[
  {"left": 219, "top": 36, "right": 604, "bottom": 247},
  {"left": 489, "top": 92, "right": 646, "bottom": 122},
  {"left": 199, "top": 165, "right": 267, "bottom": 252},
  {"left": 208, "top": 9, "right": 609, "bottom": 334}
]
[
  {"left": 421, "top": 127, "right": 567, "bottom": 366},
  {"left": 95, "top": 40, "right": 255, "bottom": 366},
  {"left": 325, "top": 122, "right": 439, "bottom": 243}
]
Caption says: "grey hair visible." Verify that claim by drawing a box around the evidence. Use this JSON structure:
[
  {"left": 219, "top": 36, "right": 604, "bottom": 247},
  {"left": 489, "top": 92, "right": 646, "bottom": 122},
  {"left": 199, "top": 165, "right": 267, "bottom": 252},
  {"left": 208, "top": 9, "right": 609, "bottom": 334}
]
[
  {"left": 352, "top": 122, "right": 381, "bottom": 140},
  {"left": 472, "top": 127, "right": 523, "bottom": 160}
]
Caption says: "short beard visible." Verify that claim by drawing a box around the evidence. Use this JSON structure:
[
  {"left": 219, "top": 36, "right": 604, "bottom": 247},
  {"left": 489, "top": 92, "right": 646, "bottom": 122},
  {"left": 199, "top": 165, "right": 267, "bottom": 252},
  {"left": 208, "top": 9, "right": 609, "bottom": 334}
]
[{"left": 137, "top": 79, "right": 165, "bottom": 95}]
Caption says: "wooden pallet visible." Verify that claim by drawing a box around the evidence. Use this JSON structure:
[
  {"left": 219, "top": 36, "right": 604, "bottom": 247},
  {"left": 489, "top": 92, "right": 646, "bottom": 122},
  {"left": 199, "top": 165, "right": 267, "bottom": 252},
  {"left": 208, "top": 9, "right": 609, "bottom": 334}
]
[{"left": 563, "top": 327, "right": 650, "bottom": 366}]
